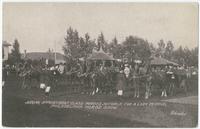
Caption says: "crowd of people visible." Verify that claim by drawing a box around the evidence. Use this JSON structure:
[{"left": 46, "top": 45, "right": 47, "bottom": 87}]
[{"left": 2, "top": 59, "right": 198, "bottom": 99}]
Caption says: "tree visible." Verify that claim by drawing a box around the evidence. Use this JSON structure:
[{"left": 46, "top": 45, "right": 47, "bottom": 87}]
[
  {"left": 164, "top": 41, "right": 174, "bottom": 60},
  {"left": 108, "top": 37, "right": 117, "bottom": 54},
  {"left": 61, "top": 26, "right": 198, "bottom": 67},
  {"left": 182, "top": 46, "right": 198, "bottom": 67},
  {"left": 79, "top": 33, "right": 96, "bottom": 58},
  {"left": 122, "top": 36, "right": 138, "bottom": 61},
  {"left": 157, "top": 39, "right": 165, "bottom": 57},
  {"left": 97, "top": 32, "right": 108, "bottom": 52},
  {"left": 122, "top": 36, "right": 151, "bottom": 61},
  {"left": 8, "top": 39, "right": 21, "bottom": 64},
  {"left": 173, "top": 46, "right": 185, "bottom": 65},
  {"left": 63, "top": 27, "right": 81, "bottom": 59},
  {"left": 183, "top": 47, "right": 192, "bottom": 66},
  {"left": 190, "top": 47, "right": 198, "bottom": 67}
]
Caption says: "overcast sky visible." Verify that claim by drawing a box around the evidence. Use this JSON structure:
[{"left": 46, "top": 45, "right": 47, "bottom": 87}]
[{"left": 3, "top": 3, "right": 198, "bottom": 54}]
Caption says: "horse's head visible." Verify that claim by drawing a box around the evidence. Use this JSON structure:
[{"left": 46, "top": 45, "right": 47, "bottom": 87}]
[{"left": 138, "top": 66, "right": 147, "bottom": 75}]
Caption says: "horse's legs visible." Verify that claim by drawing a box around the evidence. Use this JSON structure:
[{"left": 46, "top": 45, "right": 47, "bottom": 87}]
[
  {"left": 160, "top": 81, "right": 166, "bottom": 97},
  {"left": 137, "top": 85, "right": 140, "bottom": 98},
  {"left": 36, "top": 75, "right": 41, "bottom": 88},
  {"left": 149, "top": 82, "right": 152, "bottom": 97},
  {"left": 74, "top": 76, "right": 79, "bottom": 93},
  {"left": 134, "top": 85, "right": 139, "bottom": 98},
  {"left": 76, "top": 77, "right": 81, "bottom": 93},
  {"left": 134, "top": 87, "right": 137, "bottom": 98},
  {"left": 171, "top": 82, "right": 174, "bottom": 96},
  {"left": 81, "top": 77, "right": 86, "bottom": 94},
  {"left": 27, "top": 76, "right": 32, "bottom": 89},
  {"left": 71, "top": 75, "right": 75, "bottom": 92},
  {"left": 145, "top": 82, "right": 150, "bottom": 99},
  {"left": 93, "top": 78, "right": 98, "bottom": 95},
  {"left": 181, "top": 79, "right": 187, "bottom": 95},
  {"left": 22, "top": 76, "right": 26, "bottom": 89},
  {"left": 184, "top": 80, "right": 188, "bottom": 94},
  {"left": 161, "top": 88, "right": 164, "bottom": 97},
  {"left": 90, "top": 79, "right": 95, "bottom": 95},
  {"left": 168, "top": 82, "right": 172, "bottom": 96},
  {"left": 136, "top": 81, "right": 140, "bottom": 98},
  {"left": 149, "top": 79, "right": 153, "bottom": 97},
  {"left": 133, "top": 82, "right": 137, "bottom": 98},
  {"left": 82, "top": 77, "right": 87, "bottom": 94}
]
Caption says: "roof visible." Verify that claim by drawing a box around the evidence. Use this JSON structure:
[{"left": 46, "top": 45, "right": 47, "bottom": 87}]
[
  {"left": 22, "top": 52, "right": 65, "bottom": 61},
  {"left": 150, "top": 57, "right": 179, "bottom": 66},
  {"left": 3, "top": 41, "right": 11, "bottom": 47},
  {"left": 87, "top": 47, "right": 115, "bottom": 61},
  {"left": 167, "top": 60, "right": 179, "bottom": 66}
]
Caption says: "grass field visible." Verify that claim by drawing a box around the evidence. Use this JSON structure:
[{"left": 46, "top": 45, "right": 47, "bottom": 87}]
[{"left": 2, "top": 74, "right": 198, "bottom": 127}]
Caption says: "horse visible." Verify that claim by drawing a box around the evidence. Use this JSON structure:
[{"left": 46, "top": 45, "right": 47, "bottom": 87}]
[
  {"left": 166, "top": 70, "right": 177, "bottom": 96},
  {"left": 19, "top": 65, "right": 41, "bottom": 89},
  {"left": 90, "top": 71, "right": 99, "bottom": 95},
  {"left": 134, "top": 64, "right": 152, "bottom": 99},
  {"left": 79, "top": 71, "right": 93, "bottom": 95},
  {"left": 82, "top": 65, "right": 108, "bottom": 96},
  {"left": 174, "top": 69, "right": 191, "bottom": 95},
  {"left": 105, "top": 67, "right": 118, "bottom": 94},
  {"left": 98, "top": 67, "right": 108, "bottom": 94},
  {"left": 138, "top": 66, "right": 153, "bottom": 99},
  {"left": 151, "top": 69, "right": 168, "bottom": 97}
]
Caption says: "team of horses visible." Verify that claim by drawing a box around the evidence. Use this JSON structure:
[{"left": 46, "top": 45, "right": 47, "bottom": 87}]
[{"left": 16, "top": 61, "right": 192, "bottom": 99}]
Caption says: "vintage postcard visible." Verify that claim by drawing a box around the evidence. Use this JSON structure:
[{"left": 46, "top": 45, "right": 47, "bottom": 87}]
[{"left": 2, "top": 2, "right": 198, "bottom": 127}]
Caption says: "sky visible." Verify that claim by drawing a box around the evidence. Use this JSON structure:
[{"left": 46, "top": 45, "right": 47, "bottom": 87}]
[{"left": 3, "top": 3, "right": 198, "bottom": 54}]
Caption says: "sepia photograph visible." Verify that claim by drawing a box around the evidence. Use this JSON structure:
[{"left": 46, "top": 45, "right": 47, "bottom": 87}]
[{"left": 2, "top": 2, "right": 198, "bottom": 127}]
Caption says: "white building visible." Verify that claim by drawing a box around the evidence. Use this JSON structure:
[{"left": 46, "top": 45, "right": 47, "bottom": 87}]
[
  {"left": 3, "top": 41, "right": 11, "bottom": 61},
  {"left": 22, "top": 51, "right": 66, "bottom": 64}
]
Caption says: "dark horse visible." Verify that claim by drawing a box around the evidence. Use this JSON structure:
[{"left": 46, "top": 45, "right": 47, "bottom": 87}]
[
  {"left": 131, "top": 63, "right": 151, "bottom": 99},
  {"left": 151, "top": 69, "right": 168, "bottom": 97},
  {"left": 19, "top": 63, "right": 41, "bottom": 89}
]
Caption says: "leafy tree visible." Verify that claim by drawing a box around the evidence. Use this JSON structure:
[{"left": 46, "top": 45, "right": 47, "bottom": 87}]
[
  {"left": 97, "top": 32, "right": 108, "bottom": 52},
  {"left": 156, "top": 39, "right": 165, "bottom": 57},
  {"left": 173, "top": 46, "right": 185, "bottom": 65},
  {"left": 188, "top": 47, "right": 198, "bottom": 67},
  {"left": 108, "top": 37, "right": 119, "bottom": 58},
  {"left": 122, "top": 36, "right": 151, "bottom": 61},
  {"left": 63, "top": 27, "right": 81, "bottom": 59},
  {"left": 62, "top": 27, "right": 198, "bottom": 68},
  {"left": 164, "top": 41, "right": 174, "bottom": 60},
  {"left": 80, "top": 33, "right": 96, "bottom": 58},
  {"left": 8, "top": 39, "right": 21, "bottom": 64},
  {"left": 79, "top": 33, "right": 96, "bottom": 58},
  {"left": 83, "top": 33, "right": 96, "bottom": 56}
]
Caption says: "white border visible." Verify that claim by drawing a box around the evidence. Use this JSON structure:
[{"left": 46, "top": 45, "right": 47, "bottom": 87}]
[{"left": 0, "top": 1, "right": 199, "bottom": 129}]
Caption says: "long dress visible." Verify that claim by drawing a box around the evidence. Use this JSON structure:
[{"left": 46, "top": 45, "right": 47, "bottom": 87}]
[{"left": 116, "top": 72, "right": 126, "bottom": 91}]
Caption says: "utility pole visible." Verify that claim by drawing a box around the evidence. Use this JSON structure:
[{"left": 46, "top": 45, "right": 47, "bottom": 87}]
[{"left": 54, "top": 41, "right": 57, "bottom": 64}]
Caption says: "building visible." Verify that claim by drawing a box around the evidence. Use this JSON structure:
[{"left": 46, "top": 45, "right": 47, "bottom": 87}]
[
  {"left": 87, "top": 47, "right": 115, "bottom": 66},
  {"left": 22, "top": 51, "right": 66, "bottom": 64},
  {"left": 2, "top": 41, "right": 11, "bottom": 61}
]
